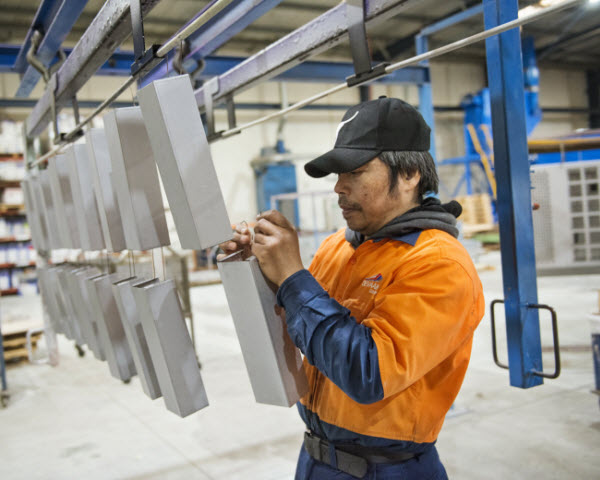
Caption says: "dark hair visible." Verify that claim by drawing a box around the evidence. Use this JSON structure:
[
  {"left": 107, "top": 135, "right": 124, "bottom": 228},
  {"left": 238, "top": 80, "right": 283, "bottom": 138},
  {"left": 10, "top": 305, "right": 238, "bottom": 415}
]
[{"left": 378, "top": 151, "right": 439, "bottom": 199}]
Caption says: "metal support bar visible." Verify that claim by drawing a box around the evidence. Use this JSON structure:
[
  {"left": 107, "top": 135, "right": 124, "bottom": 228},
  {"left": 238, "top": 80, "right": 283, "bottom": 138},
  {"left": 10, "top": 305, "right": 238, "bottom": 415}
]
[
  {"left": 415, "top": 34, "right": 436, "bottom": 162},
  {"left": 483, "top": 0, "right": 543, "bottom": 389},
  {"left": 193, "top": 0, "right": 416, "bottom": 110},
  {"left": 26, "top": 0, "right": 162, "bottom": 138},
  {"left": 588, "top": 69, "right": 600, "bottom": 129},
  {"left": 346, "top": 0, "right": 373, "bottom": 77},
  {"left": 15, "top": 0, "right": 88, "bottom": 98},
  {"left": 420, "top": 3, "right": 484, "bottom": 36}
]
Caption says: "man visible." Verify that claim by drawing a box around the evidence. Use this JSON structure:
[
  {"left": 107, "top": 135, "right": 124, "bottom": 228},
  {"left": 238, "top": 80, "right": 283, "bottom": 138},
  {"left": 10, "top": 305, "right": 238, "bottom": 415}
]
[{"left": 221, "top": 96, "right": 484, "bottom": 479}]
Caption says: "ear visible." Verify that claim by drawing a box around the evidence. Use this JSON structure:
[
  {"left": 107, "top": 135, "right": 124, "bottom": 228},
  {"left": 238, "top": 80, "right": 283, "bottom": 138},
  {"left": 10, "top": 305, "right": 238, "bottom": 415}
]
[{"left": 404, "top": 171, "right": 421, "bottom": 190}]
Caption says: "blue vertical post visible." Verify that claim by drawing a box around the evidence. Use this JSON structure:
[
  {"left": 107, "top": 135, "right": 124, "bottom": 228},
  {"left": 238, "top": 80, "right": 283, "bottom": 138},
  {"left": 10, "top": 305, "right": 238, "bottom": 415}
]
[
  {"left": 483, "top": 0, "right": 543, "bottom": 388},
  {"left": 415, "top": 34, "right": 437, "bottom": 163}
]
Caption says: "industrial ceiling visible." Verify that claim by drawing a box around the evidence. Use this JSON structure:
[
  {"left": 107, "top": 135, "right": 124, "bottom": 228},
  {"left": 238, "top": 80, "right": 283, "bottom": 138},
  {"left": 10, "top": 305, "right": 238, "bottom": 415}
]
[{"left": 0, "top": 0, "right": 598, "bottom": 68}]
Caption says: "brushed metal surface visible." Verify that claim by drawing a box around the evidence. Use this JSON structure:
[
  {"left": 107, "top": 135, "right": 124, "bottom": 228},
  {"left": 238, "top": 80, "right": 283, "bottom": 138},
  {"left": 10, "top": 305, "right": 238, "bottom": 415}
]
[
  {"left": 218, "top": 256, "right": 308, "bottom": 407},
  {"left": 86, "top": 128, "right": 127, "bottom": 252},
  {"left": 133, "top": 278, "right": 208, "bottom": 417},
  {"left": 86, "top": 273, "right": 136, "bottom": 381},
  {"left": 65, "top": 144, "right": 106, "bottom": 251},
  {"left": 70, "top": 267, "right": 104, "bottom": 360},
  {"left": 104, "top": 106, "right": 170, "bottom": 251},
  {"left": 48, "top": 154, "right": 81, "bottom": 249},
  {"left": 112, "top": 277, "right": 162, "bottom": 400},
  {"left": 138, "top": 75, "right": 232, "bottom": 250}
]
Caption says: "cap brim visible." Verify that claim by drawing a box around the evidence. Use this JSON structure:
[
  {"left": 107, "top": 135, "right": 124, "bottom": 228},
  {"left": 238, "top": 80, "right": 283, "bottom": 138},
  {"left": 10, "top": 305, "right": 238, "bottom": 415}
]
[{"left": 304, "top": 148, "right": 381, "bottom": 178}]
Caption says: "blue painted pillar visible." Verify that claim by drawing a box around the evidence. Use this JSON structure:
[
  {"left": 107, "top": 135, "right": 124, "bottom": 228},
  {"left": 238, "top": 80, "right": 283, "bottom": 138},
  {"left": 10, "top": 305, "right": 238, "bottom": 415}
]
[
  {"left": 415, "top": 34, "right": 437, "bottom": 163},
  {"left": 484, "top": 0, "right": 543, "bottom": 388}
]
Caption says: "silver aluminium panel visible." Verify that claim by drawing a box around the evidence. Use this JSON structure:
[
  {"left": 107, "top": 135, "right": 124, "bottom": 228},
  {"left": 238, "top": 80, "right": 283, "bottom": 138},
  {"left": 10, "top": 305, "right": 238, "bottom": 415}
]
[
  {"left": 112, "top": 277, "right": 162, "bottom": 400},
  {"left": 218, "top": 255, "right": 308, "bottom": 407},
  {"left": 133, "top": 278, "right": 208, "bottom": 417},
  {"left": 65, "top": 144, "right": 105, "bottom": 251},
  {"left": 104, "top": 107, "right": 170, "bottom": 251},
  {"left": 138, "top": 75, "right": 232, "bottom": 250},
  {"left": 48, "top": 154, "right": 81, "bottom": 249},
  {"left": 86, "top": 128, "right": 126, "bottom": 252}
]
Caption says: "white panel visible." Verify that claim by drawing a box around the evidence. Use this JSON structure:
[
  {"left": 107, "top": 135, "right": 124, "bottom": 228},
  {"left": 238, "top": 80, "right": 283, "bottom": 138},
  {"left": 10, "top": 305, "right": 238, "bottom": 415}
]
[
  {"left": 38, "top": 170, "right": 62, "bottom": 249},
  {"left": 103, "top": 107, "right": 170, "bottom": 251},
  {"left": 86, "top": 128, "right": 126, "bottom": 252},
  {"left": 133, "top": 278, "right": 208, "bottom": 417},
  {"left": 65, "top": 144, "right": 105, "bottom": 251},
  {"left": 218, "top": 255, "right": 308, "bottom": 407},
  {"left": 113, "top": 277, "right": 162, "bottom": 400},
  {"left": 86, "top": 273, "right": 137, "bottom": 381},
  {"left": 21, "top": 179, "right": 46, "bottom": 251},
  {"left": 48, "top": 154, "right": 80, "bottom": 249},
  {"left": 138, "top": 75, "right": 232, "bottom": 249}
]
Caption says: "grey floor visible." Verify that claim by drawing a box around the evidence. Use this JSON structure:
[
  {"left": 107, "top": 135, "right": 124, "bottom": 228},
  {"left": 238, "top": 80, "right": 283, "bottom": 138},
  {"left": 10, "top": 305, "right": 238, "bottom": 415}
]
[{"left": 0, "top": 251, "right": 599, "bottom": 479}]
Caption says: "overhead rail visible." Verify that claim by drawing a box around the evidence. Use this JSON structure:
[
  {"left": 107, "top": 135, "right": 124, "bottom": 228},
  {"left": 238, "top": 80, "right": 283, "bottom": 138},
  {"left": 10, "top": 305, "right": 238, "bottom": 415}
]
[
  {"left": 26, "top": 0, "right": 163, "bottom": 138},
  {"left": 14, "top": 0, "right": 88, "bottom": 98},
  {"left": 30, "top": 0, "right": 587, "bottom": 167}
]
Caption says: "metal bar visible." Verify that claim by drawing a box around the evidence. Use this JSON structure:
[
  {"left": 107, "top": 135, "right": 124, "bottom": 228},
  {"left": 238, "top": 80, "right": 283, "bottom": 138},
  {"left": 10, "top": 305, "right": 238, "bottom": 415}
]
[
  {"left": 483, "top": 0, "right": 543, "bottom": 388},
  {"left": 16, "top": 0, "right": 88, "bottom": 98},
  {"left": 141, "top": 0, "right": 284, "bottom": 85},
  {"left": 25, "top": 0, "right": 162, "bottom": 138},
  {"left": 415, "top": 35, "right": 436, "bottom": 162},
  {"left": 193, "top": 0, "right": 417, "bottom": 110},
  {"left": 213, "top": 0, "right": 586, "bottom": 141},
  {"left": 419, "top": 3, "right": 484, "bottom": 36},
  {"left": 588, "top": 69, "right": 600, "bottom": 129}
]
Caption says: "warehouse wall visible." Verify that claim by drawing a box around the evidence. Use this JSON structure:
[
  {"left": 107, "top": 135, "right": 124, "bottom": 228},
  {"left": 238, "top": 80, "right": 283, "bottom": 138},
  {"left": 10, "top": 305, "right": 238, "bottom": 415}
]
[{"left": 0, "top": 60, "right": 591, "bottom": 223}]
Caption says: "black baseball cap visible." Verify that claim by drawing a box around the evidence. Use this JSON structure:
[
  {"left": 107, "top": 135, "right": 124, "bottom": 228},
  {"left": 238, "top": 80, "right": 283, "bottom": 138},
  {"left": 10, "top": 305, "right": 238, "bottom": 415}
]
[{"left": 305, "top": 96, "right": 431, "bottom": 178}]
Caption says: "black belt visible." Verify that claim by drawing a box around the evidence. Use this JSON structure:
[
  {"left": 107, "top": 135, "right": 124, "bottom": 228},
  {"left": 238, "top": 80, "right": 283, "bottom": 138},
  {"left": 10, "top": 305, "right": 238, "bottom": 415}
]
[{"left": 303, "top": 431, "right": 417, "bottom": 479}]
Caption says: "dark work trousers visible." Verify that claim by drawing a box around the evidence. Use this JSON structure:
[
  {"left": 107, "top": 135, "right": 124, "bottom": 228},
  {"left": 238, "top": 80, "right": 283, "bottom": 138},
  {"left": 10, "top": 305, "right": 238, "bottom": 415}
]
[{"left": 295, "top": 442, "right": 449, "bottom": 480}]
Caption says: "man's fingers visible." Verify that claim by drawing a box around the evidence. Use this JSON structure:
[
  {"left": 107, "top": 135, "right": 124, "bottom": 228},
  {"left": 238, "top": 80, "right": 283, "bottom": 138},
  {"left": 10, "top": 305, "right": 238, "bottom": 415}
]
[
  {"left": 257, "top": 210, "right": 294, "bottom": 230},
  {"left": 254, "top": 218, "right": 280, "bottom": 237}
]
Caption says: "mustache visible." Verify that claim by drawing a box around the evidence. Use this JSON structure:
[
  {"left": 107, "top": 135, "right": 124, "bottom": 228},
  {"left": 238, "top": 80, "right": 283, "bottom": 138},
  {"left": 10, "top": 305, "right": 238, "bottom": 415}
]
[{"left": 338, "top": 198, "right": 362, "bottom": 210}]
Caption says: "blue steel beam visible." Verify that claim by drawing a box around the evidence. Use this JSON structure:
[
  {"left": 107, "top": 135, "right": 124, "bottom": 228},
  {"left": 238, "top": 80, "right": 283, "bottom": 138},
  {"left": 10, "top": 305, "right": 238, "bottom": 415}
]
[
  {"left": 483, "top": 0, "right": 543, "bottom": 389},
  {"left": 1, "top": 45, "right": 428, "bottom": 84},
  {"left": 193, "top": 0, "right": 414, "bottom": 110},
  {"left": 419, "top": 3, "right": 484, "bottom": 37},
  {"left": 14, "top": 0, "right": 89, "bottom": 98},
  {"left": 140, "top": 0, "right": 285, "bottom": 87},
  {"left": 415, "top": 35, "right": 437, "bottom": 162}
]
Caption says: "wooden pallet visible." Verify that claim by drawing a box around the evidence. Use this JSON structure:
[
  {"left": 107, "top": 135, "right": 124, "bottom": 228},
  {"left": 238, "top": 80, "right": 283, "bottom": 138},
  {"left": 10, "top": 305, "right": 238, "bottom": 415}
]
[{"left": 2, "top": 330, "right": 42, "bottom": 362}]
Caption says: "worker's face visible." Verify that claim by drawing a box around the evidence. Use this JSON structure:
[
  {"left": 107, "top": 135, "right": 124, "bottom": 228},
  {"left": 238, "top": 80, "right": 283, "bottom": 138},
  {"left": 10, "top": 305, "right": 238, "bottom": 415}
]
[{"left": 334, "top": 157, "right": 420, "bottom": 236}]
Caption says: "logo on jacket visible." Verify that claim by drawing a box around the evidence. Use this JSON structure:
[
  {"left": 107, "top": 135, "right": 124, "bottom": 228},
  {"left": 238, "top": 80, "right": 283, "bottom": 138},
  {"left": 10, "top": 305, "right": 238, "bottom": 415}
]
[{"left": 362, "top": 273, "right": 383, "bottom": 294}]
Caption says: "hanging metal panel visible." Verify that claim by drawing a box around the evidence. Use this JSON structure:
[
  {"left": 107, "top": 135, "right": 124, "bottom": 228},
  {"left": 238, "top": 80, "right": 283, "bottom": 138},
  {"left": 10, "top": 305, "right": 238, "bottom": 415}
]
[
  {"left": 45, "top": 267, "right": 73, "bottom": 338},
  {"left": 21, "top": 179, "right": 47, "bottom": 251},
  {"left": 76, "top": 269, "right": 106, "bottom": 361},
  {"left": 85, "top": 273, "right": 137, "bottom": 381},
  {"left": 104, "top": 107, "right": 170, "bottom": 251},
  {"left": 86, "top": 128, "right": 127, "bottom": 252},
  {"left": 68, "top": 267, "right": 104, "bottom": 359},
  {"left": 113, "top": 277, "right": 162, "bottom": 400},
  {"left": 38, "top": 170, "right": 62, "bottom": 249},
  {"left": 55, "top": 267, "right": 86, "bottom": 345},
  {"left": 65, "top": 144, "right": 106, "bottom": 251},
  {"left": 218, "top": 255, "right": 308, "bottom": 407},
  {"left": 37, "top": 267, "right": 62, "bottom": 334},
  {"left": 133, "top": 278, "right": 208, "bottom": 417},
  {"left": 48, "top": 153, "right": 80, "bottom": 249},
  {"left": 138, "top": 75, "right": 232, "bottom": 250},
  {"left": 28, "top": 175, "right": 50, "bottom": 251}
]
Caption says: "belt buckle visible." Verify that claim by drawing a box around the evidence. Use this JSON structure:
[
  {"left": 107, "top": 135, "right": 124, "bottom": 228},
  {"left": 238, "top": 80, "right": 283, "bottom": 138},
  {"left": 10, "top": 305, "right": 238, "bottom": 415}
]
[{"left": 304, "top": 432, "right": 368, "bottom": 479}]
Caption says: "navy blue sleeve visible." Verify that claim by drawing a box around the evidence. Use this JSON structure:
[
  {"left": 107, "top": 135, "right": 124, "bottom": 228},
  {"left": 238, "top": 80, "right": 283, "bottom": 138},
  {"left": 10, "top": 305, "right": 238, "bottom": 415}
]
[{"left": 277, "top": 269, "right": 384, "bottom": 404}]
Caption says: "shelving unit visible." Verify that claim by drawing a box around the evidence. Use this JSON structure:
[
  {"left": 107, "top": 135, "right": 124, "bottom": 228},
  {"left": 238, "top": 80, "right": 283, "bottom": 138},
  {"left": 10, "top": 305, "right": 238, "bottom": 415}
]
[{"left": 0, "top": 153, "right": 34, "bottom": 296}]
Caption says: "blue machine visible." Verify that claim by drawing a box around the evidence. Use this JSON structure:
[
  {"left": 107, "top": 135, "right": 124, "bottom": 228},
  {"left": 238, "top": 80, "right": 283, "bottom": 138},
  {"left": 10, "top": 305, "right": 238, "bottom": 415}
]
[
  {"left": 253, "top": 146, "right": 300, "bottom": 227},
  {"left": 442, "top": 35, "right": 600, "bottom": 202}
]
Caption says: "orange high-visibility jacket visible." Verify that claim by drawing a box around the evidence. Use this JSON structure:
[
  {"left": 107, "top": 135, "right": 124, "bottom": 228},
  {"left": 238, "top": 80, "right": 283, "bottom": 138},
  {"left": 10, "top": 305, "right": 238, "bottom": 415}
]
[{"left": 277, "top": 228, "right": 484, "bottom": 451}]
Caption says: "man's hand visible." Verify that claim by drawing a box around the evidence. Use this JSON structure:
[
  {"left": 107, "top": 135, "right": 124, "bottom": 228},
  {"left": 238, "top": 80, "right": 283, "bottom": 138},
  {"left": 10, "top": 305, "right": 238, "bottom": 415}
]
[
  {"left": 252, "top": 210, "right": 304, "bottom": 287},
  {"left": 217, "top": 222, "right": 252, "bottom": 261}
]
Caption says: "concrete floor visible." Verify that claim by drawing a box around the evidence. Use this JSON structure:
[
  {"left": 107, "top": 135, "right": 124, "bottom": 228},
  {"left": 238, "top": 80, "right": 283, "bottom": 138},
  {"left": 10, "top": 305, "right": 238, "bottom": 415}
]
[{"left": 0, "top": 250, "right": 599, "bottom": 479}]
